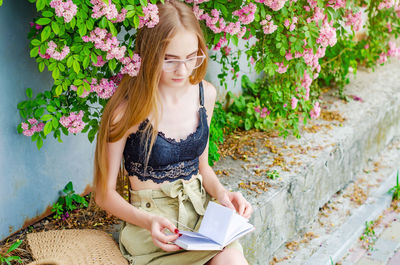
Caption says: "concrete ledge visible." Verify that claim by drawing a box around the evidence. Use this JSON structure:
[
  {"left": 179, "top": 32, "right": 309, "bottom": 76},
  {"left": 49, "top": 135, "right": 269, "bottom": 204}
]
[{"left": 214, "top": 60, "right": 400, "bottom": 264}]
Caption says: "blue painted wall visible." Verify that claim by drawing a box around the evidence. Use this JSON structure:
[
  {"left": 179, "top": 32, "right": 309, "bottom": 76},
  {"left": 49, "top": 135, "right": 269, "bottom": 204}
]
[
  {"left": 0, "top": 0, "right": 260, "bottom": 241},
  {"left": 0, "top": 0, "right": 95, "bottom": 241}
]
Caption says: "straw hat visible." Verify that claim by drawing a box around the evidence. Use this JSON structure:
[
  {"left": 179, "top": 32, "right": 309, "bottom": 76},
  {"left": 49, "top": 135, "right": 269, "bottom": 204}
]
[{"left": 26, "top": 229, "right": 128, "bottom": 265}]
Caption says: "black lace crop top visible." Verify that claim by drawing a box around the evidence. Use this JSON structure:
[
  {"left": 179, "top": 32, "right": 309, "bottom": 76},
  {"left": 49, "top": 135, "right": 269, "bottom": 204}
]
[{"left": 123, "top": 82, "right": 209, "bottom": 183}]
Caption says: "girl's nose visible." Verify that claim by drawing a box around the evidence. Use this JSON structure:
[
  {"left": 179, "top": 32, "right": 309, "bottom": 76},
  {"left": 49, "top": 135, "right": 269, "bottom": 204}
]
[{"left": 175, "top": 61, "right": 188, "bottom": 75}]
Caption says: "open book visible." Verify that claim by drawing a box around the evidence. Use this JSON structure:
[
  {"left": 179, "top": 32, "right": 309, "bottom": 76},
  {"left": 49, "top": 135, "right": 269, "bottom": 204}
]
[{"left": 174, "top": 201, "right": 254, "bottom": 250}]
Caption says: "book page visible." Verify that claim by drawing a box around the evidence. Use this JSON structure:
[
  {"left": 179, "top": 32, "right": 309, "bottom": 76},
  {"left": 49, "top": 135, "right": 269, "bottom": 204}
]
[
  {"left": 198, "top": 201, "right": 234, "bottom": 245},
  {"left": 174, "top": 232, "right": 222, "bottom": 251}
]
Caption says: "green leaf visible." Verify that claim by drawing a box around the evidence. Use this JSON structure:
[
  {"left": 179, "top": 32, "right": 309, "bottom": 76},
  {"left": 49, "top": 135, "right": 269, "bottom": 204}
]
[
  {"left": 67, "top": 56, "right": 74, "bottom": 68},
  {"left": 38, "top": 62, "right": 45, "bottom": 72},
  {"left": 86, "top": 19, "right": 94, "bottom": 31},
  {"left": 77, "top": 85, "right": 84, "bottom": 96},
  {"left": 140, "top": 0, "right": 148, "bottom": 6},
  {"left": 73, "top": 60, "right": 80, "bottom": 74},
  {"left": 40, "top": 44, "right": 46, "bottom": 55},
  {"left": 34, "top": 108, "right": 45, "bottom": 118},
  {"left": 41, "top": 114, "right": 53, "bottom": 121},
  {"left": 36, "top": 18, "right": 51, "bottom": 25},
  {"left": 65, "top": 181, "right": 74, "bottom": 192},
  {"left": 88, "top": 128, "right": 97, "bottom": 142},
  {"left": 133, "top": 15, "right": 140, "bottom": 28},
  {"left": 42, "top": 11, "right": 54, "bottom": 18},
  {"left": 79, "top": 24, "right": 87, "bottom": 36},
  {"left": 58, "top": 63, "right": 65, "bottom": 72},
  {"left": 126, "top": 10, "right": 135, "bottom": 18},
  {"left": 91, "top": 53, "right": 98, "bottom": 64},
  {"left": 31, "top": 39, "right": 41, "bottom": 46},
  {"left": 108, "top": 59, "right": 116, "bottom": 71},
  {"left": 70, "top": 17, "right": 76, "bottom": 29},
  {"left": 83, "top": 55, "right": 90, "bottom": 69},
  {"left": 30, "top": 47, "right": 39, "bottom": 58},
  {"left": 44, "top": 121, "right": 52, "bottom": 136},
  {"left": 51, "top": 21, "right": 60, "bottom": 35},
  {"left": 55, "top": 85, "right": 62, "bottom": 96},
  {"left": 36, "top": 0, "right": 46, "bottom": 11},
  {"left": 52, "top": 118, "right": 59, "bottom": 129},
  {"left": 232, "top": 35, "right": 239, "bottom": 46},
  {"left": 36, "top": 136, "right": 43, "bottom": 150},
  {"left": 108, "top": 20, "right": 117, "bottom": 36},
  {"left": 47, "top": 105, "right": 56, "bottom": 113},
  {"left": 6, "top": 240, "right": 22, "bottom": 254},
  {"left": 26, "top": 88, "right": 33, "bottom": 98},
  {"left": 52, "top": 67, "right": 60, "bottom": 79},
  {"left": 41, "top": 25, "right": 51, "bottom": 42},
  {"left": 100, "top": 17, "right": 107, "bottom": 28}
]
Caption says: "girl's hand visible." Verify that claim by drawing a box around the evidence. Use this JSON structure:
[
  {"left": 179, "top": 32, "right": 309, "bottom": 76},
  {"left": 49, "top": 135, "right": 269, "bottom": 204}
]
[
  {"left": 217, "top": 190, "right": 253, "bottom": 219},
  {"left": 149, "top": 215, "right": 182, "bottom": 252}
]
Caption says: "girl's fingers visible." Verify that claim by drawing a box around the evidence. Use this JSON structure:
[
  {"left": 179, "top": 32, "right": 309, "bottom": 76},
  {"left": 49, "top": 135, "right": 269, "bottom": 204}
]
[
  {"left": 153, "top": 227, "right": 180, "bottom": 244},
  {"left": 243, "top": 203, "right": 253, "bottom": 219},
  {"left": 153, "top": 238, "right": 182, "bottom": 252}
]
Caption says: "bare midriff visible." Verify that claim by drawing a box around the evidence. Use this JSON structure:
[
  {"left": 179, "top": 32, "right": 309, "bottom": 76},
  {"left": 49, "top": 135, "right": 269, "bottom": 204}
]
[{"left": 128, "top": 174, "right": 197, "bottom": 191}]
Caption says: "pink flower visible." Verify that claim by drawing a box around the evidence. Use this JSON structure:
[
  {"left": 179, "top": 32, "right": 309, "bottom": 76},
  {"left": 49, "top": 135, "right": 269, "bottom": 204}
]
[
  {"left": 387, "top": 22, "right": 392, "bottom": 33},
  {"left": 46, "top": 41, "right": 70, "bottom": 61},
  {"left": 260, "top": 19, "right": 278, "bottom": 34},
  {"left": 93, "top": 55, "right": 106, "bottom": 67},
  {"left": 90, "top": 78, "right": 118, "bottom": 99},
  {"left": 21, "top": 119, "right": 45, "bottom": 136},
  {"left": 232, "top": 3, "right": 257, "bottom": 25},
  {"left": 345, "top": 10, "right": 363, "bottom": 32},
  {"left": 120, "top": 53, "right": 141, "bottom": 77},
  {"left": 60, "top": 110, "right": 86, "bottom": 134},
  {"left": 291, "top": 97, "right": 298, "bottom": 109},
  {"left": 50, "top": 0, "right": 77, "bottom": 23},
  {"left": 70, "top": 84, "right": 92, "bottom": 98},
  {"left": 250, "top": 57, "right": 255, "bottom": 65},
  {"left": 377, "top": 52, "right": 388, "bottom": 64},
  {"left": 254, "top": 106, "right": 261, "bottom": 113},
  {"left": 284, "top": 19, "right": 290, "bottom": 28},
  {"left": 90, "top": 0, "right": 126, "bottom": 23},
  {"left": 138, "top": 3, "right": 159, "bottom": 28},
  {"left": 213, "top": 36, "right": 228, "bottom": 51},
  {"left": 395, "top": 4, "right": 400, "bottom": 17},
  {"left": 255, "top": 0, "right": 288, "bottom": 11},
  {"left": 378, "top": 0, "right": 395, "bottom": 10},
  {"left": 327, "top": 0, "right": 346, "bottom": 9},
  {"left": 276, "top": 62, "right": 288, "bottom": 74},
  {"left": 223, "top": 46, "right": 231, "bottom": 56},
  {"left": 317, "top": 22, "right": 337, "bottom": 47},
  {"left": 285, "top": 52, "right": 293, "bottom": 60},
  {"left": 310, "top": 102, "right": 321, "bottom": 119}
]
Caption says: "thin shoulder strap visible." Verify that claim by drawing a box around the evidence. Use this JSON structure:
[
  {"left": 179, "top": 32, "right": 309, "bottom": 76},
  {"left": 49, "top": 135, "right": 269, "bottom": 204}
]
[{"left": 199, "top": 81, "right": 204, "bottom": 107}]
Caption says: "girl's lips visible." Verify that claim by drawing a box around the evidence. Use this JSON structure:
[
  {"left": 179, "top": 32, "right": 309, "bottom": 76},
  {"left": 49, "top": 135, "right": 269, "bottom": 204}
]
[{"left": 172, "top": 78, "right": 185, "bottom": 82}]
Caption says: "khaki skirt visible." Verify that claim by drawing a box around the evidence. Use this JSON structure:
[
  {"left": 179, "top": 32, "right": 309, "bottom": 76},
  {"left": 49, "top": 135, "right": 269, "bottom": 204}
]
[{"left": 118, "top": 174, "right": 243, "bottom": 265}]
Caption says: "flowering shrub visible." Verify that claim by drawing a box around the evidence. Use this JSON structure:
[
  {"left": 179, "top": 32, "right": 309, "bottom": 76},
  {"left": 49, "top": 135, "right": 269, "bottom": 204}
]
[{"left": 17, "top": 0, "right": 400, "bottom": 160}]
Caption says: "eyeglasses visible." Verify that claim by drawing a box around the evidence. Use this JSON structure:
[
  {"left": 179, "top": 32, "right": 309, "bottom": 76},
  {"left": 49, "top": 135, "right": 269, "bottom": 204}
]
[{"left": 162, "top": 49, "right": 206, "bottom": 72}]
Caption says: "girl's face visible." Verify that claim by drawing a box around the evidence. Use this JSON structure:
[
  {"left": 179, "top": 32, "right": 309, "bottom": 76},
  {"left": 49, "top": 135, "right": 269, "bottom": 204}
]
[{"left": 159, "top": 29, "right": 200, "bottom": 88}]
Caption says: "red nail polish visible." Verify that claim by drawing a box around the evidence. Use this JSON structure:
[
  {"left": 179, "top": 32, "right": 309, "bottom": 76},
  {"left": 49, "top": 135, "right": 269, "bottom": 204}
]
[
  {"left": 179, "top": 233, "right": 182, "bottom": 237},
  {"left": 174, "top": 229, "right": 179, "bottom": 234}
]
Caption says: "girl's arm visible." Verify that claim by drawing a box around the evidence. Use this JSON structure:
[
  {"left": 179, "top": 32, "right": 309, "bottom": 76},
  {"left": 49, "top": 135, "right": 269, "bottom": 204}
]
[
  {"left": 94, "top": 106, "right": 180, "bottom": 251},
  {"left": 199, "top": 81, "right": 253, "bottom": 219}
]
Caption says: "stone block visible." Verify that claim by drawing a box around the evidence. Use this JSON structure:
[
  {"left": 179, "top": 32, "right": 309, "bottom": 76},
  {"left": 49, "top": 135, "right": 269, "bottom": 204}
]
[
  {"left": 214, "top": 61, "right": 400, "bottom": 264},
  {"left": 381, "top": 221, "right": 400, "bottom": 242}
]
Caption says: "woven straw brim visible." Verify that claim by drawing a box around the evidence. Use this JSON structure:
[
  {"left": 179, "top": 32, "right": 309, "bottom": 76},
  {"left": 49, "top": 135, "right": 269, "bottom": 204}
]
[{"left": 26, "top": 229, "right": 128, "bottom": 265}]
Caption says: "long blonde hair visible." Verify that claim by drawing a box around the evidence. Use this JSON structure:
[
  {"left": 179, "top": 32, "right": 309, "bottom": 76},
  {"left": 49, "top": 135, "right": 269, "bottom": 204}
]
[{"left": 93, "top": 0, "right": 209, "bottom": 198}]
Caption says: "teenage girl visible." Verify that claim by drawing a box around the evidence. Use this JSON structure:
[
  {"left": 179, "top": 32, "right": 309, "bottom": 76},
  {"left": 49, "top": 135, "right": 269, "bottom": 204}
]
[{"left": 93, "top": 1, "right": 253, "bottom": 264}]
